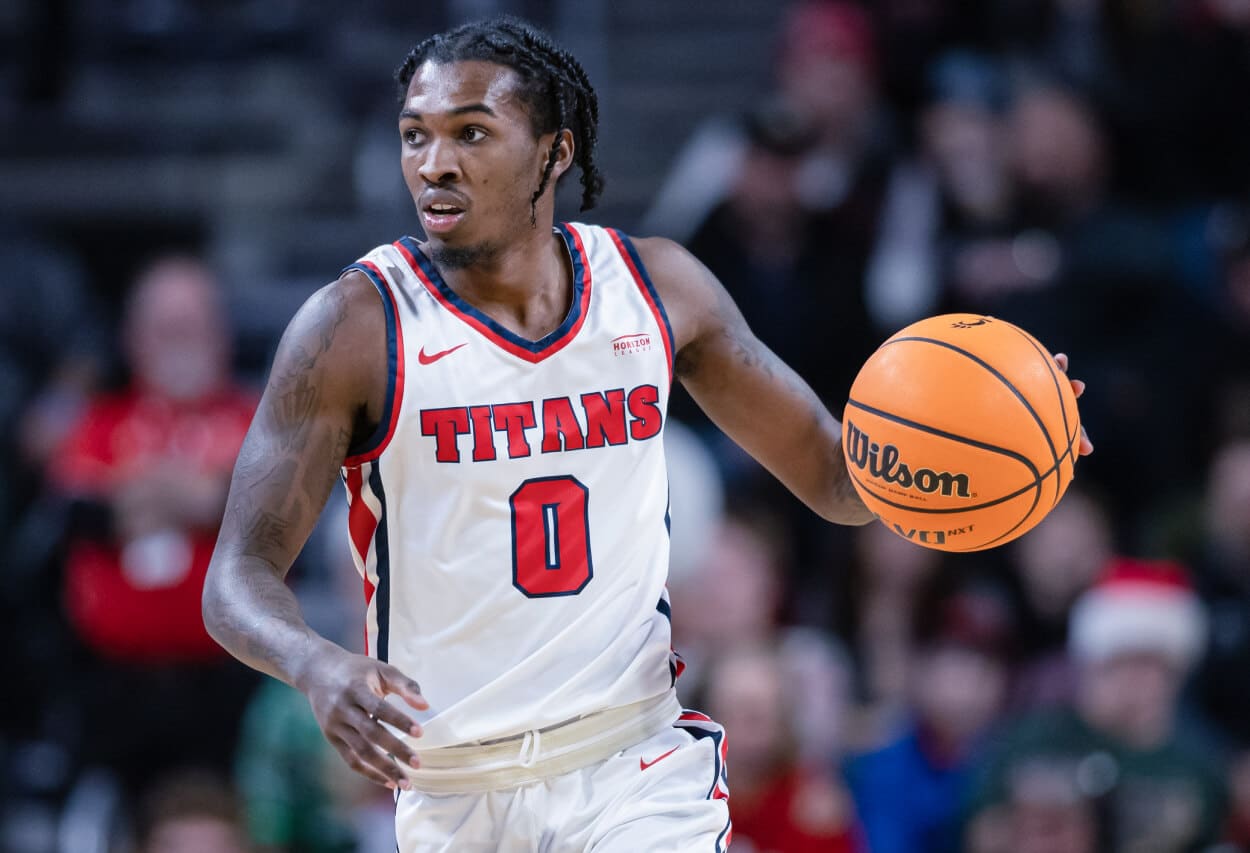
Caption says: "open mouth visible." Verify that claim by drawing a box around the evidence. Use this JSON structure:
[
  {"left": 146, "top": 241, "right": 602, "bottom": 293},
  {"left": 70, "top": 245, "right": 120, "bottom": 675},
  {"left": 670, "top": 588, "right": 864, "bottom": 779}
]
[{"left": 421, "top": 202, "right": 466, "bottom": 235}]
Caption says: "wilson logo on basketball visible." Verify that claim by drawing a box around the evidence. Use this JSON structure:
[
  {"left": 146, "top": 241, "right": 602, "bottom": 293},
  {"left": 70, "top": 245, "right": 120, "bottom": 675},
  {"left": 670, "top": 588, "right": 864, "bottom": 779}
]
[
  {"left": 611, "top": 333, "right": 651, "bottom": 356},
  {"left": 845, "top": 420, "right": 972, "bottom": 498}
]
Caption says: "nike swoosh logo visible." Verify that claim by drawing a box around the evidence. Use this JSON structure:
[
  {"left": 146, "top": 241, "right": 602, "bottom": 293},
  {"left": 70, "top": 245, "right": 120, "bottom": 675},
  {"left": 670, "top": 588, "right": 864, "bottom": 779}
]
[
  {"left": 639, "top": 746, "right": 679, "bottom": 772},
  {"left": 417, "top": 343, "right": 467, "bottom": 365}
]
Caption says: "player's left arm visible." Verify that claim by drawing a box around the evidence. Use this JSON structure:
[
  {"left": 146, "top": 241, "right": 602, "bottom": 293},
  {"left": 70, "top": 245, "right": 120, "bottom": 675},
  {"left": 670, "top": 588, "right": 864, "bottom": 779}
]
[{"left": 636, "top": 237, "right": 876, "bottom": 526}]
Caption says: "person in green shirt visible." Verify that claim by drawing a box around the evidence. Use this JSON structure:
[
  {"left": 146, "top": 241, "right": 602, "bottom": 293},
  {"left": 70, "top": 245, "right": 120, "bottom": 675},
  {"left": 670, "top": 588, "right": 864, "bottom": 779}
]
[
  {"left": 966, "top": 558, "right": 1226, "bottom": 853},
  {"left": 235, "top": 679, "right": 359, "bottom": 853}
]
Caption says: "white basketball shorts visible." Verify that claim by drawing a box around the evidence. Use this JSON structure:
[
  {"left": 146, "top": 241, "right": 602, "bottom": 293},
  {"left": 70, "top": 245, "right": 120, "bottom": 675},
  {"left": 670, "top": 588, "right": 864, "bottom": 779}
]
[{"left": 394, "top": 709, "right": 731, "bottom": 852}]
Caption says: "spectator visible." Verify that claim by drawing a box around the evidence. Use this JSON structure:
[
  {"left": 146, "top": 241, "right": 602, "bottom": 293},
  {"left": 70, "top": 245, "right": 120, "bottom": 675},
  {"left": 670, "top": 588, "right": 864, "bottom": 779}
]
[
  {"left": 1225, "top": 749, "right": 1250, "bottom": 850},
  {"left": 1189, "top": 439, "right": 1250, "bottom": 747},
  {"left": 958, "top": 79, "right": 1204, "bottom": 524},
  {"left": 135, "top": 770, "right": 250, "bottom": 853},
  {"left": 847, "top": 585, "right": 1011, "bottom": 853},
  {"left": 833, "top": 520, "right": 946, "bottom": 750},
  {"left": 967, "top": 558, "right": 1227, "bottom": 851},
  {"left": 1007, "top": 487, "right": 1114, "bottom": 710},
  {"left": 669, "top": 512, "right": 786, "bottom": 699},
  {"left": 705, "top": 642, "right": 863, "bottom": 853},
  {"left": 1197, "top": 217, "right": 1250, "bottom": 456},
  {"left": 681, "top": 105, "right": 851, "bottom": 401},
  {"left": 49, "top": 256, "right": 259, "bottom": 794},
  {"left": 865, "top": 51, "right": 1013, "bottom": 331},
  {"left": 645, "top": 1, "right": 892, "bottom": 242},
  {"left": 966, "top": 759, "right": 1100, "bottom": 853},
  {"left": 0, "top": 228, "right": 106, "bottom": 769},
  {"left": 235, "top": 681, "right": 360, "bottom": 853},
  {"left": 645, "top": 1, "right": 889, "bottom": 412},
  {"left": 0, "top": 228, "right": 104, "bottom": 529},
  {"left": 1100, "top": 0, "right": 1250, "bottom": 203},
  {"left": 778, "top": 627, "right": 855, "bottom": 769}
]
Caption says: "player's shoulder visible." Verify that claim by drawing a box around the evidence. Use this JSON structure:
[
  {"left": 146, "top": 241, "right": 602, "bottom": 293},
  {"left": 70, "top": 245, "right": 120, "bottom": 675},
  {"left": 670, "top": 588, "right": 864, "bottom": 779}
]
[
  {"left": 286, "top": 265, "right": 385, "bottom": 343},
  {"left": 597, "top": 232, "right": 708, "bottom": 303},
  {"left": 618, "top": 234, "right": 699, "bottom": 281},
  {"left": 269, "top": 261, "right": 389, "bottom": 397},
  {"left": 609, "top": 232, "right": 721, "bottom": 349}
]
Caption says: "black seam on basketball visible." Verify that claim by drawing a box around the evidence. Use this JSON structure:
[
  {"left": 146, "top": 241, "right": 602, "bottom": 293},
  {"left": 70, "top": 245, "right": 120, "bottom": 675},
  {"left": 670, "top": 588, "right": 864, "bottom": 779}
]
[
  {"left": 846, "top": 464, "right": 1040, "bottom": 516},
  {"left": 862, "top": 472, "right": 1042, "bottom": 552},
  {"left": 977, "top": 422, "right": 1080, "bottom": 550},
  {"left": 847, "top": 397, "right": 1041, "bottom": 477},
  {"left": 996, "top": 323, "right": 1073, "bottom": 508},
  {"left": 881, "top": 336, "right": 1062, "bottom": 491},
  {"left": 967, "top": 479, "right": 1043, "bottom": 550},
  {"left": 844, "top": 398, "right": 1057, "bottom": 519},
  {"left": 941, "top": 487, "right": 1042, "bottom": 552},
  {"left": 893, "top": 422, "right": 1080, "bottom": 551}
]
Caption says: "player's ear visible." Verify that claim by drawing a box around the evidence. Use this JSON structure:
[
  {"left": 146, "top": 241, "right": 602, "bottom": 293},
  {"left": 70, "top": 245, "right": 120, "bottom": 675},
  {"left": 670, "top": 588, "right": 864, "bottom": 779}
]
[{"left": 545, "top": 128, "right": 575, "bottom": 182}]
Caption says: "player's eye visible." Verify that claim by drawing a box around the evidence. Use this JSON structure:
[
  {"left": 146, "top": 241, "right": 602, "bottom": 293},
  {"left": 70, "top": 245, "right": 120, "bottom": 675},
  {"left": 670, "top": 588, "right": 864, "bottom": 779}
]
[
  {"left": 462, "top": 126, "right": 487, "bottom": 142},
  {"left": 402, "top": 128, "right": 424, "bottom": 145}
]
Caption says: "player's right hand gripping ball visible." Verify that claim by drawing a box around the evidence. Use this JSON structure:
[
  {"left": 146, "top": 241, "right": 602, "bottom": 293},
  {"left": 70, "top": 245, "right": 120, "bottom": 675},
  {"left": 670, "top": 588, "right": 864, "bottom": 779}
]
[{"left": 842, "top": 314, "right": 1080, "bottom": 552}]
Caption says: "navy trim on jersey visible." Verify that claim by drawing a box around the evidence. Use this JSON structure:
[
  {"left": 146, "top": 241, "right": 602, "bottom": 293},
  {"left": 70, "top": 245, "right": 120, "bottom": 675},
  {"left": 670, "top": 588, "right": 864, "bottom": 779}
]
[
  {"left": 715, "top": 814, "right": 731, "bottom": 852},
  {"left": 369, "top": 462, "right": 392, "bottom": 662},
  {"left": 657, "top": 593, "right": 678, "bottom": 685},
  {"left": 396, "top": 225, "right": 588, "bottom": 355},
  {"left": 341, "top": 262, "right": 399, "bottom": 461},
  {"left": 612, "top": 230, "right": 675, "bottom": 376},
  {"left": 678, "top": 720, "right": 727, "bottom": 800}
]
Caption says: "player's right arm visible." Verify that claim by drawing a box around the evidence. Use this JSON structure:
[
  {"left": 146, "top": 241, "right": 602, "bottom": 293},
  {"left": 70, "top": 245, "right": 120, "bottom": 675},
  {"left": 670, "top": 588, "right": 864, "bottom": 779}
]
[{"left": 203, "top": 272, "right": 424, "bottom": 790}]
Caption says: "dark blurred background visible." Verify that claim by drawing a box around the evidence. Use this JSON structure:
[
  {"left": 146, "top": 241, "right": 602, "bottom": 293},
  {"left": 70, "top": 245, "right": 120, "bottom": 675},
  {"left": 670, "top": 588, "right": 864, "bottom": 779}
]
[{"left": 2, "top": 1, "right": 1249, "bottom": 851}]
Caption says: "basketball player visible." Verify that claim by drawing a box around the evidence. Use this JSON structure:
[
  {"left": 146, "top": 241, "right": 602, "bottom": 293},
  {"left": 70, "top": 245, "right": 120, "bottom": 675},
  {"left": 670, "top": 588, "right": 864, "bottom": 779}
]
[{"left": 203, "top": 17, "right": 1090, "bottom": 851}]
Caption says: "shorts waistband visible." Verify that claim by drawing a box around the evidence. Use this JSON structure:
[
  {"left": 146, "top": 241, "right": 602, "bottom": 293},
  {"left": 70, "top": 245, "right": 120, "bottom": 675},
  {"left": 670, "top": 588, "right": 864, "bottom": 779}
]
[{"left": 401, "top": 690, "right": 682, "bottom": 794}]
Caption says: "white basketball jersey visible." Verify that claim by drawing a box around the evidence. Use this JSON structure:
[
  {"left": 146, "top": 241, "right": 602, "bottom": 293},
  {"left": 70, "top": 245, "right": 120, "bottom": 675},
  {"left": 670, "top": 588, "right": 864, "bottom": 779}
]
[{"left": 337, "top": 223, "right": 681, "bottom": 749}]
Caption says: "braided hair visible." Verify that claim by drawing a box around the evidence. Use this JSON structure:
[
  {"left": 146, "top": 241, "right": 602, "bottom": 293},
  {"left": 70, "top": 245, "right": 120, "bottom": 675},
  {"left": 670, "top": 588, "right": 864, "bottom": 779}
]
[{"left": 395, "top": 17, "right": 605, "bottom": 218}]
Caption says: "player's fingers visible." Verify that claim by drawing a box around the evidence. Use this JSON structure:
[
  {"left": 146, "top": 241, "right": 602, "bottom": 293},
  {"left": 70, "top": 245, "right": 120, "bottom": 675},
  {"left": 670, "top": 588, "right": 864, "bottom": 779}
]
[
  {"left": 1071, "top": 379, "right": 1085, "bottom": 399},
  {"left": 365, "top": 717, "right": 423, "bottom": 770},
  {"left": 1079, "top": 426, "right": 1094, "bottom": 456},
  {"left": 367, "top": 695, "right": 424, "bottom": 738},
  {"left": 339, "top": 727, "right": 411, "bottom": 790},
  {"left": 379, "top": 665, "right": 430, "bottom": 711},
  {"left": 329, "top": 733, "right": 403, "bottom": 790},
  {"left": 1054, "top": 352, "right": 1070, "bottom": 373}
]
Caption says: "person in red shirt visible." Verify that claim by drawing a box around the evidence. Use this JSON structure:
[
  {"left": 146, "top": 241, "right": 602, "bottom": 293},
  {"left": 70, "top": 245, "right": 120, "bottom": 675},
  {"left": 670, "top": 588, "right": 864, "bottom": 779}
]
[
  {"left": 51, "top": 255, "right": 258, "bottom": 792},
  {"left": 705, "top": 642, "right": 864, "bottom": 853}
]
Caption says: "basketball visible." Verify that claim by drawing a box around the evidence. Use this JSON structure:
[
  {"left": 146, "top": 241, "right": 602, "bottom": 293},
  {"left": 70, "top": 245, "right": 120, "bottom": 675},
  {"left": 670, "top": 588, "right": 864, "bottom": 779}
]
[{"left": 842, "top": 314, "right": 1081, "bottom": 552}]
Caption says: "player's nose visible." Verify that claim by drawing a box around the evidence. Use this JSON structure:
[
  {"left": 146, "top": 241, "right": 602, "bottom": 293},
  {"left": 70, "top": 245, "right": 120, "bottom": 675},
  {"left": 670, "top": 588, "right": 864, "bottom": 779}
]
[{"left": 417, "top": 138, "right": 463, "bottom": 185}]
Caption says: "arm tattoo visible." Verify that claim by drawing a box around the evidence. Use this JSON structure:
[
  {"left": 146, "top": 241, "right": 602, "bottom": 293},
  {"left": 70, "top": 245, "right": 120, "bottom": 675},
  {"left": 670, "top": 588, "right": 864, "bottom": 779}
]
[
  {"left": 206, "top": 283, "right": 361, "bottom": 683},
  {"left": 271, "top": 288, "right": 346, "bottom": 450},
  {"left": 275, "top": 371, "right": 321, "bottom": 451},
  {"left": 332, "top": 427, "right": 352, "bottom": 465},
  {"left": 234, "top": 558, "right": 319, "bottom": 677},
  {"left": 243, "top": 511, "right": 291, "bottom": 557}
]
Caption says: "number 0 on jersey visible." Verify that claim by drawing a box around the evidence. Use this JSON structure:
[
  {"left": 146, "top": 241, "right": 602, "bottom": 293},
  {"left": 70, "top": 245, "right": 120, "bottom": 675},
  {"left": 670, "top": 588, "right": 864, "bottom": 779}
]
[{"left": 510, "top": 475, "right": 593, "bottom": 597}]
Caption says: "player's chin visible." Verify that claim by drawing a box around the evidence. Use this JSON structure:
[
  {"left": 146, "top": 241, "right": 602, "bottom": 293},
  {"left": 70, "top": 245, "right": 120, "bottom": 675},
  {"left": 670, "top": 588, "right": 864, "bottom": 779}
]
[{"left": 426, "top": 235, "right": 494, "bottom": 271}]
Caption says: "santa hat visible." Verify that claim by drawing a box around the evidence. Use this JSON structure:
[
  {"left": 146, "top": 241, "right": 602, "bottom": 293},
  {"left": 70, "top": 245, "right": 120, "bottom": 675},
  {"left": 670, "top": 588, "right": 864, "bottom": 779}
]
[
  {"left": 1068, "top": 558, "right": 1207, "bottom": 668},
  {"left": 777, "top": 2, "right": 877, "bottom": 78}
]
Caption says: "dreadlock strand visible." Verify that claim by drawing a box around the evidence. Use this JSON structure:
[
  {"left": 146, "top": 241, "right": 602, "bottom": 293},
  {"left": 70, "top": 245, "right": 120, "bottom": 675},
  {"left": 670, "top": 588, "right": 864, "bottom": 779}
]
[{"left": 530, "top": 82, "right": 567, "bottom": 224}]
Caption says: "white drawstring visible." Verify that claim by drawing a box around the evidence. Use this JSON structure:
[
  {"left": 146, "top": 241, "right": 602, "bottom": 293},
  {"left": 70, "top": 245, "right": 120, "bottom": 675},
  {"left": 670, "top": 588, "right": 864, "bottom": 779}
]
[{"left": 518, "top": 728, "right": 542, "bottom": 768}]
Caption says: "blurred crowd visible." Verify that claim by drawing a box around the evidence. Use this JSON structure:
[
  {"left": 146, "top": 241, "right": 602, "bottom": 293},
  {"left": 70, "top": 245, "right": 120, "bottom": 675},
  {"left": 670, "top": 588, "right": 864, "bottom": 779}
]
[{"left": 2, "top": 1, "right": 1250, "bottom": 852}]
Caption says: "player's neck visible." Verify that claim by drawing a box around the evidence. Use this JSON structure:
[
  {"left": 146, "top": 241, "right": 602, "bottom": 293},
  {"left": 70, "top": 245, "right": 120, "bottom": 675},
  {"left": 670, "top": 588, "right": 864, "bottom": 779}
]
[{"left": 434, "top": 225, "right": 573, "bottom": 340}]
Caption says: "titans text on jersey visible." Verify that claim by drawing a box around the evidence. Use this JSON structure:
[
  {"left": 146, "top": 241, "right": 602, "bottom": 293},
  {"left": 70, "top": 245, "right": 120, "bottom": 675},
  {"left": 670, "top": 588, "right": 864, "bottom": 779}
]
[{"left": 419, "top": 385, "right": 663, "bottom": 462}]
